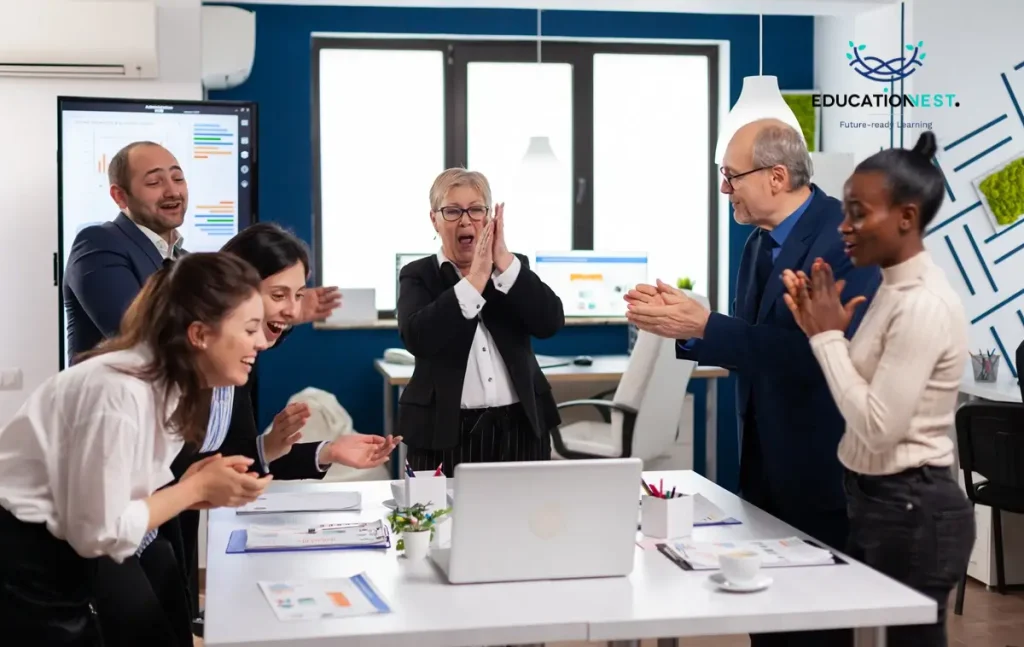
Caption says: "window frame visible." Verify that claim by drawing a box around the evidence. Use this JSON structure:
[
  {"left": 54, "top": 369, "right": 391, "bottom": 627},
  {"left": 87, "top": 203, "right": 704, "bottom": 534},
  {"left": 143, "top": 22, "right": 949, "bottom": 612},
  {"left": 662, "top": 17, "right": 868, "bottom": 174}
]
[{"left": 311, "top": 36, "right": 720, "bottom": 318}]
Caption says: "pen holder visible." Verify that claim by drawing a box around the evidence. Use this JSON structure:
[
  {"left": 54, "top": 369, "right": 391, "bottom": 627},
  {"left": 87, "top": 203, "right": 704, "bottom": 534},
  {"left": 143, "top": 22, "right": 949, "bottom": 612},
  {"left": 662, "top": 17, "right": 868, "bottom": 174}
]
[
  {"left": 640, "top": 494, "right": 694, "bottom": 539},
  {"left": 404, "top": 472, "right": 447, "bottom": 512},
  {"left": 971, "top": 353, "right": 1000, "bottom": 383}
]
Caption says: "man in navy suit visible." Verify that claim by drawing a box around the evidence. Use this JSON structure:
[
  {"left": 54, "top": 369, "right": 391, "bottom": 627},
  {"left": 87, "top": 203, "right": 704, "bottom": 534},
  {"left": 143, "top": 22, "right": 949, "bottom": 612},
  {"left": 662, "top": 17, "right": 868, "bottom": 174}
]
[
  {"left": 63, "top": 140, "right": 187, "bottom": 364},
  {"left": 628, "top": 119, "right": 880, "bottom": 646}
]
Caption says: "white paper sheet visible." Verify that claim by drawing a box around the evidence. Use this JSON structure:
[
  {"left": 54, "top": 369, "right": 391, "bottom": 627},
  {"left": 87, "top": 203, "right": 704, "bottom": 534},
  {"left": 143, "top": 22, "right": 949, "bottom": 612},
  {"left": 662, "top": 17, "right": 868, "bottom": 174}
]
[
  {"left": 258, "top": 573, "right": 391, "bottom": 621},
  {"left": 235, "top": 491, "right": 361, "bottom": 514}
]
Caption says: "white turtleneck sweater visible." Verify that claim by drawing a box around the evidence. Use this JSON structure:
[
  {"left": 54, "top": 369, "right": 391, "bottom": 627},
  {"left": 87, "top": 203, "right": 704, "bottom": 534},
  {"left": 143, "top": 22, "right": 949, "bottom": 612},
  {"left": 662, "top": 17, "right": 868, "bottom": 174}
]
[{"left": 809, "top": 251, "right": 969, "bottom": 475}]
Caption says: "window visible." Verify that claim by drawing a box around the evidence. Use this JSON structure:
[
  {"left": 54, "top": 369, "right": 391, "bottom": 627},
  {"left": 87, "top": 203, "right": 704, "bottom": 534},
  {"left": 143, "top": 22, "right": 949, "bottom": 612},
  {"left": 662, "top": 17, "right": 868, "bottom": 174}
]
[{"left": 313, "top": 38, "right": 719, "bottom": 315}]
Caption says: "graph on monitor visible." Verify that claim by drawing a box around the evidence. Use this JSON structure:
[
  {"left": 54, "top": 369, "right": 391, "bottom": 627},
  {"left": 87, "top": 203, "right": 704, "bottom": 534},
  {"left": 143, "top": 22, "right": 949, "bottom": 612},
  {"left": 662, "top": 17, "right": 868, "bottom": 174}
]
[
  {"left": 57, "top": 96, "right": 257, "bottom": 367},
  {"left": 533, "top": 251, "right": 649, "bottom": 318}
]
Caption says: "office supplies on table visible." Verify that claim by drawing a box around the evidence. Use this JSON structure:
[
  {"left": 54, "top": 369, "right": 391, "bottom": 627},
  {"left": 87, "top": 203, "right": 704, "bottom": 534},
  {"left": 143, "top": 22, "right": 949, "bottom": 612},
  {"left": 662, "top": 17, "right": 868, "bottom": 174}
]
[
  {"left": 398, "top": 470, "right": 447, "bottom": 512},
  {"left": 431, "top": 458, "right": 642, "bottom": 584},
  {"left": 970, "top": 348, "right": 1000, "bottom": 382},
  {"left": 234, "top": 491, "right": 361, "bottom": 515},
  {"left": 658, "top": 537, "right": 844, "bottom": 571},
  {"left": 258, "top": 572, "right": 391, "bottom": 621},
  {"left": 227, "top": 520, "right": 390, "bottom": 554},
  {"left": 640, "top": 492, "right": 694, "bottom": 538}
]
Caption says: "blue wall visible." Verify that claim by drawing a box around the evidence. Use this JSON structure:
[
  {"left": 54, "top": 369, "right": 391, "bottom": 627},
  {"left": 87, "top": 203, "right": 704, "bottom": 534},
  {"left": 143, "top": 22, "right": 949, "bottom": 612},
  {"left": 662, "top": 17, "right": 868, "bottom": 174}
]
[{"left": 209, "top": 4, "right": 814, "bottom": 492}]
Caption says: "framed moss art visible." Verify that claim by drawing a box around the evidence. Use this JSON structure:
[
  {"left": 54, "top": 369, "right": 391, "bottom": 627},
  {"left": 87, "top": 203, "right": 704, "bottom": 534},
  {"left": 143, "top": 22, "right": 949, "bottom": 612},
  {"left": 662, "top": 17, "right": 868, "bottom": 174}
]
[
  {"left": 973, "top": 152, "right": 1024, "bottom": 231},
  {"left": 782, "top": 91, "right": 820, "bottom": 153}
]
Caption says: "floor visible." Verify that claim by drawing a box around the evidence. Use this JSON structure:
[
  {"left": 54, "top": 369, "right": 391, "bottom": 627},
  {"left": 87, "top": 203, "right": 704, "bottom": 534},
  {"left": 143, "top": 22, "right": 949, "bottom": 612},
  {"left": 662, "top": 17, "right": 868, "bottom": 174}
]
[{"left": 193, "top": 580, "right": 1023, "bottom": 646}]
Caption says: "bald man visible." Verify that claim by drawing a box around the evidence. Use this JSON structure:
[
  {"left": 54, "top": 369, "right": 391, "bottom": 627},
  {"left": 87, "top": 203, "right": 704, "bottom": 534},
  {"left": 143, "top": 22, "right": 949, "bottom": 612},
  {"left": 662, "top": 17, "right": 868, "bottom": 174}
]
[
  {"left": 63, "top": 141, "right": 188, "bottom": 363},
  {"left": 628, "top": 120, "right": 881, "bottom": 646}
]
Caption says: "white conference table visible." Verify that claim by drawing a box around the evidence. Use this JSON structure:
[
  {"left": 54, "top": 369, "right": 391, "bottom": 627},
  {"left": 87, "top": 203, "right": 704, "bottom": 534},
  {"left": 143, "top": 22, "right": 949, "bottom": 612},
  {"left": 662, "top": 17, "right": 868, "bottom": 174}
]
[
  {"left": 375, "top": 356, "right": 730, "bottom": 482},
  {"left": 204, "top": 471, "right": 935, "bottom": 647}
]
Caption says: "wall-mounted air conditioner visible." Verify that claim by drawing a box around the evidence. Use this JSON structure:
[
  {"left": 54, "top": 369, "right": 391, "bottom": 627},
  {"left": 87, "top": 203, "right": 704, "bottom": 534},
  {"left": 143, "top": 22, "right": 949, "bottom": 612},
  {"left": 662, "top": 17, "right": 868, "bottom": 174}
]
[{"left": 0, "top": 1, "right": 158, "bottom": 79}]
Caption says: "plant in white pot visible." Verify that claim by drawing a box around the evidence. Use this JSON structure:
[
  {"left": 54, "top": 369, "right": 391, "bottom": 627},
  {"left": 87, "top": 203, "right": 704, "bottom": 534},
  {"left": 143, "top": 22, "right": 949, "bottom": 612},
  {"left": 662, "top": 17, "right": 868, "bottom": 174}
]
[{"left": 387, "top": 502, "right": 452, "bottom": 559}]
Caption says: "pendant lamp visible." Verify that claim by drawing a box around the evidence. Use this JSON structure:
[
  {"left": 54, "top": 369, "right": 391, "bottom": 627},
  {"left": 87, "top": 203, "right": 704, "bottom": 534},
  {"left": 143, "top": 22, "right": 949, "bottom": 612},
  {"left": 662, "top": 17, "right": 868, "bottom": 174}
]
[
  {"left": 714, "top": 15, "right": 804, "bottom": 164},
  {"left": 521, "top": 9, "right": 557, "bottom": 168}
]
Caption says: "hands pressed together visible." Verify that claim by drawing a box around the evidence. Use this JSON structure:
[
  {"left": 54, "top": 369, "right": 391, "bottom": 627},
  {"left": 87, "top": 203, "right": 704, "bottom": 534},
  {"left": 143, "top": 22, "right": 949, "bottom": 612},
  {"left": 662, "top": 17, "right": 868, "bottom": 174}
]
[
  {"left": 781, "top": 258, "right": 867, "bottom": 337},
  {"left": 181, "top": 454, "right": 272, "bottom": 509},
  {"left": 467, "top": 203, "right": 515, "bottom": 294},
  {"left": 624, "top": 279, "right": 711, "bottom": 340}
]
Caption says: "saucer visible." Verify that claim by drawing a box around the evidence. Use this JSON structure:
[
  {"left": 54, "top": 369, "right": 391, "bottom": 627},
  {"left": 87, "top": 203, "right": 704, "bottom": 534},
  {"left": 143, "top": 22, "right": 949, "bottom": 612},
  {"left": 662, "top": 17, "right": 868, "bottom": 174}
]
[{"left": 709, "top": 571, "right": 773, "bottom": 593}]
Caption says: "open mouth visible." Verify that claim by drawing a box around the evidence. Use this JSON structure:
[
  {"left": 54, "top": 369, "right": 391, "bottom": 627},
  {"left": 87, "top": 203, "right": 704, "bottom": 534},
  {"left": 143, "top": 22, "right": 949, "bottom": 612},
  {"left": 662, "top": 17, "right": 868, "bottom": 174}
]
[
  {"left": 266, "top": 321, "right": 287, "bottom": 336},
  {"left": 159, "top": 200, "right": 182, "bottom": 213},
  {"left": 241, "top": 357, "right": 255, "bottom": 371},
  {"left": 457, "top": 234, "right": 475, "bottom": 249}
]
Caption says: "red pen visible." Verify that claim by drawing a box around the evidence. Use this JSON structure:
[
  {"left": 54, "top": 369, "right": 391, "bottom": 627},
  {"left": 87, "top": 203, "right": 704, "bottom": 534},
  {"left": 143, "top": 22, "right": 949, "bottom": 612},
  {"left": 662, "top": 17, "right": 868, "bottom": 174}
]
[
  {"left": 433, "top": 463, "right": 443, "bottom": 476},
  {"left": 659, "top": 479, "right": 664, "bottom": 498}
]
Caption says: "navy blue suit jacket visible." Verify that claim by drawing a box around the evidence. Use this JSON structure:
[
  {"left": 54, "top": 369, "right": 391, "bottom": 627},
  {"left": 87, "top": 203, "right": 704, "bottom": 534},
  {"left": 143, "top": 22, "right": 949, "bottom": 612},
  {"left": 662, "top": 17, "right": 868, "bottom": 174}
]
[
  {"left": 678, "top": 187, "right": 882, "bottom": 513},
  {"left": 63, "top": 213, "right": 166, "bottom": 364}
]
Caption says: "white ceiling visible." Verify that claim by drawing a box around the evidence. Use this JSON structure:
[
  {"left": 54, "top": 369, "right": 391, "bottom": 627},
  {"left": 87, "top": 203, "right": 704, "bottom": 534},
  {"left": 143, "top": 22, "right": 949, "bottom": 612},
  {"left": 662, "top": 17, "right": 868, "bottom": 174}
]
[{"left": 201, "top": 0, "right": 899, "bottom": 17}]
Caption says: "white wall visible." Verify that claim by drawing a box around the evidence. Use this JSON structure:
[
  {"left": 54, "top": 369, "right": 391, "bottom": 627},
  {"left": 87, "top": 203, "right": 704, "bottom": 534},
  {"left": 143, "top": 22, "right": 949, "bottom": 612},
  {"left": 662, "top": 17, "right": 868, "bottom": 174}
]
[{"left": 0, "top": 0, "right": 203, "bottom": 424}]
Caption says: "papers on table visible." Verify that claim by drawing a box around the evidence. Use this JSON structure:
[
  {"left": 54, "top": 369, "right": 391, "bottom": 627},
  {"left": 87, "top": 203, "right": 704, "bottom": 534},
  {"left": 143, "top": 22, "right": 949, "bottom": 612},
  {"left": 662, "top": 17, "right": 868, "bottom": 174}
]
[
  {"left": 693, "top": 494, "right": 741, "bottom": 526},
  {"left": 662, "top": 537, "right": 839, "bottom": 571},
  {"left": 245, "top": 520, "right": 390, "bottom": 551},
  {"left": 235, "top": 491, "right": 361, "bottom": 514},
  {"left": 259, "top": 572, "right": 391, "bottom": 621}
]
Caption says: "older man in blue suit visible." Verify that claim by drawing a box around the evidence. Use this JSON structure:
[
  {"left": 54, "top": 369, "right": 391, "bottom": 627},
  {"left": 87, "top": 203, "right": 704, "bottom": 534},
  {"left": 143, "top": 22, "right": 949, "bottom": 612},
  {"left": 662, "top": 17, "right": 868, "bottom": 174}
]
[
  {"left": 63, "top": 141, "right": 187, "bottom": 364},
  {"left": 628, "top": 119, "right": 880, "bottom": 647}
]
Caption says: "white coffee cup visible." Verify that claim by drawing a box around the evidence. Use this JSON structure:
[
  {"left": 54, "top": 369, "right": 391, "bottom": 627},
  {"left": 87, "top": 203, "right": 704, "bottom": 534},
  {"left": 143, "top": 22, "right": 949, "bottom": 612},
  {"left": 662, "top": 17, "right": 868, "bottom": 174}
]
[{"left": 718, "top": 550, "right": 763, "bottom": 584}]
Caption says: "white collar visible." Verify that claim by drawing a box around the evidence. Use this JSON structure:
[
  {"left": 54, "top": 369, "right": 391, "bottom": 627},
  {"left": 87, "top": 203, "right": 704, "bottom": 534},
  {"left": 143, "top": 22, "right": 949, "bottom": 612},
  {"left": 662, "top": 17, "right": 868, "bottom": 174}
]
[{"left": 130, "top": 217, "right": 183, "bottom": 259}]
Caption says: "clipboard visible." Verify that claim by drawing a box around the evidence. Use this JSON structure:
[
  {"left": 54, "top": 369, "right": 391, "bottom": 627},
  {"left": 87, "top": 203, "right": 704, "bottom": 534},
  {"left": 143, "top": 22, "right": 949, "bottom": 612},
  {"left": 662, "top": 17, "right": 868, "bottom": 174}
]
[
  {"left": 226, "top": 528, "right": 391, "bottom": 554},
  {"left": 656, "top": 539, "right": 848, "bottom": 571}
]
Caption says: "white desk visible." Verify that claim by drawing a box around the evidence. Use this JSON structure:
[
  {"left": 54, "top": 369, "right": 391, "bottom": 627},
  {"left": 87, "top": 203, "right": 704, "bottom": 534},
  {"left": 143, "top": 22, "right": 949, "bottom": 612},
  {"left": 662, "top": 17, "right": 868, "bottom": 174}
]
[
  {"left": 204, "top": 472, "right": 935, "bottom": 647},
  {"left": 959, "top": 363, "right": 1021, "bottom": 402},
  {"left": 375, "top": 356, "right": 729, "bottom": 482}
]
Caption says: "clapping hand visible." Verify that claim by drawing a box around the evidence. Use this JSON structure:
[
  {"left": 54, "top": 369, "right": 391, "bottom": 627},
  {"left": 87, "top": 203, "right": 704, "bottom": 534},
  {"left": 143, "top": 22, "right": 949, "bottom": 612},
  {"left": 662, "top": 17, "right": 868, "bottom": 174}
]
[
  {"left": 317, "top": 434, "right": 404, "bottom": 470},
  {"left": 781, "top": 258, "right": 866, "bottom": 336},
  {"left": 468, "top": 216, "right": 495, "bottom": 294},
  {"left": 261, "top": 402, "right": 311, "bottom": 463},
  {"left": 182, "top": 454, "right": 272, "bottom": 509},
  {"left": 626, "top": 279, "right": 710, "bottom": 339},
  {"left": 491, "top": 202, "right": 515, "bottom": 273},
  {"left": 298, "top": 286, "right": 342, "bottom": 323}
]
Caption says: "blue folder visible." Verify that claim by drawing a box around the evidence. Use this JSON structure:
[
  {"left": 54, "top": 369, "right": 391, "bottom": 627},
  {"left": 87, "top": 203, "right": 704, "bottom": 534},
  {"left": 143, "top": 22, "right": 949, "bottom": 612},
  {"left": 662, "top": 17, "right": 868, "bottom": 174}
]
[{"left": 226, "top": 528, "right": 391, "bottom": 554}]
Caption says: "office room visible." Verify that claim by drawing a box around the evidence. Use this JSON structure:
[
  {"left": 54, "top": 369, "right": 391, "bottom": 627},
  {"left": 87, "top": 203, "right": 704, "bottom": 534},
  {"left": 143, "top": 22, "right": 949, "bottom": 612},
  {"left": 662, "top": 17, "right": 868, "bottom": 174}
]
[{"left": 1, "top": 0, "right": 1023, "bottom": 645}]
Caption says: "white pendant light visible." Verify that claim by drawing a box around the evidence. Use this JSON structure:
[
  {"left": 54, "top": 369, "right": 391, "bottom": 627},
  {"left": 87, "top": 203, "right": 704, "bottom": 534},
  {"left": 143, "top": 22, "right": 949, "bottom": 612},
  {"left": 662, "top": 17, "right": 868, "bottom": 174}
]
[
  {"left": 521, "top": 9, "right": 557, "bottom": 168},
  {"left": 714, "top": 15, "right": 805, "bottom": 164}
]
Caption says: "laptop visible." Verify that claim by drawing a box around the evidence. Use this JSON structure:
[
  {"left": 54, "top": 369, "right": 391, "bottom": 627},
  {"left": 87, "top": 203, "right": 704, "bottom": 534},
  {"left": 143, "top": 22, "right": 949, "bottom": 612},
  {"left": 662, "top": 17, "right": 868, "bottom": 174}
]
[{"left": 431, "top": 458, "right": 642, "bottom": 584}]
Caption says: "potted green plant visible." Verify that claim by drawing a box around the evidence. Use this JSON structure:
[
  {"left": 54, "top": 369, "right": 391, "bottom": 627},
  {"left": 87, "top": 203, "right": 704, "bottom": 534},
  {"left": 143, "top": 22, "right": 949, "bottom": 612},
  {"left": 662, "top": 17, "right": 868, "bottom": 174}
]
[
  {"left": 676, "top": 277, "right": 695, "bottom": 291},
  {"left": 387, "top": 502, "right": 452, "bottom": 559}
]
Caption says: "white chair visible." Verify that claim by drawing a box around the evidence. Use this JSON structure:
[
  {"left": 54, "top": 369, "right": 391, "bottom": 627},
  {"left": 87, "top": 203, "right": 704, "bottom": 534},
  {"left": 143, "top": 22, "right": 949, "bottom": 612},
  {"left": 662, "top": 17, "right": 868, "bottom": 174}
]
[{"left": 549, "top": 296, "right": 701, "bottom": 462}]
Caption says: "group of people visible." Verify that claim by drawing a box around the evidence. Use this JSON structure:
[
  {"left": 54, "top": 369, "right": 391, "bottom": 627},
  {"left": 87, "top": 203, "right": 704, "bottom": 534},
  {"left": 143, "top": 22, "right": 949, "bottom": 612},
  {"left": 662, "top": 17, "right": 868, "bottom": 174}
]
[{"left": 0, "top": 117, "right": 974, "bottom": 647}]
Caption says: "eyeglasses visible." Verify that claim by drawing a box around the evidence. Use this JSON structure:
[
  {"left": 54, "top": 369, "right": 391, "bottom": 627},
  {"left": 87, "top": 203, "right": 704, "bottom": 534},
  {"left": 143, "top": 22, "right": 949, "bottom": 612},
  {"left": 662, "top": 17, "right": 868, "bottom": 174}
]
[
  {"left": 436, "top": 206, "right": 489, "bottom": 222},
  {"left": 720, "top": 166, "right": 771, "bottom": 190}
]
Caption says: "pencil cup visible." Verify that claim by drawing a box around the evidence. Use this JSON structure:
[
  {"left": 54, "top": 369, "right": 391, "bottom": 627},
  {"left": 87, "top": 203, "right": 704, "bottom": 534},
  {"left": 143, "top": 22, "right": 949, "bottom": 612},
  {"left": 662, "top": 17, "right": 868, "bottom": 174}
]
[
  {"left": 971, "top": 353, "right": 1000, "bottom": 383},
  {"left": 640, "top": 494, "right": 694, "bottom": 539},
  {"left": 404, "top": 472, "right": 447, "bottom": 512}
]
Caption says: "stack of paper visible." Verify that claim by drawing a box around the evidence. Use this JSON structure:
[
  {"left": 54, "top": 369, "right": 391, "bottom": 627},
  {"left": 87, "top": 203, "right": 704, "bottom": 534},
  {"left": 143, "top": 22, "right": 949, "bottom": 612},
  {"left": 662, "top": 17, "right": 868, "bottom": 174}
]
[
  {"left": 235, "top": 491, "right": 361, "bottom": 515},
  {"left": 666, "top": 536, "right": 836, "bottom": 570},
  {"left": 244, "top": 520, "right": 390, "bottom": 551},
  {"left": 259, "top": 572, "right": 392, "bottom": 621}
]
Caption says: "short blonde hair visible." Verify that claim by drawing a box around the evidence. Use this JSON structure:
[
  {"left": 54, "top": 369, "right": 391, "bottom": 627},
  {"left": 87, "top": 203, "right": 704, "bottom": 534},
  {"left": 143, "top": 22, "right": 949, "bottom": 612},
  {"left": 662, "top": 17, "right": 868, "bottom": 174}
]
[{"left": 429, "top": 168, "right": 492, "bottom": 211}]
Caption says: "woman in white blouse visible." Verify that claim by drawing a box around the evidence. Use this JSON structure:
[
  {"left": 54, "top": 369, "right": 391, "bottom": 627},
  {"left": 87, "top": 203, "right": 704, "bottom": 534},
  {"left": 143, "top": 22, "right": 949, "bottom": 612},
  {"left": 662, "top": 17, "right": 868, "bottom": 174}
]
[
  {"left": 0, "top": 252, "right": 274, "bottom": 645},
  {"left": 782, "top": 131, "right": 974, "bottom": 647}
]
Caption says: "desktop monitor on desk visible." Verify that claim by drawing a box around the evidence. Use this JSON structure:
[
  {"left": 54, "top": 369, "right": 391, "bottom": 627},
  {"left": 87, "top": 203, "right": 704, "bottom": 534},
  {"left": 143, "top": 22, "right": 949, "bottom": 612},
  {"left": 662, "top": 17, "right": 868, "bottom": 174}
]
[{"left": 533, "top": 251, "right": 648, "bottom": 318}]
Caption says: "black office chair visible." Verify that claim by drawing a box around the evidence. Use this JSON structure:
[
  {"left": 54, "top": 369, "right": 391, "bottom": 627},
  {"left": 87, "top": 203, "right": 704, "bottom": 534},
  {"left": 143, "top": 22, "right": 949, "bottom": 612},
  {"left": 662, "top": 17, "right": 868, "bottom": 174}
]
[{"left": 953, "top": 401, "right": 1024, "bottom": 615}]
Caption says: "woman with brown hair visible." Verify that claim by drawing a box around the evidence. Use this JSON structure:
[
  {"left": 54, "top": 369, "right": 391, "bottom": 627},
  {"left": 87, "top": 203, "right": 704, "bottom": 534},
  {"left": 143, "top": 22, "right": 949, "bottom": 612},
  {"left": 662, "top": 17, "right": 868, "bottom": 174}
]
[{"left": 0, "top": 252, "right": 274, "bottom": 646}]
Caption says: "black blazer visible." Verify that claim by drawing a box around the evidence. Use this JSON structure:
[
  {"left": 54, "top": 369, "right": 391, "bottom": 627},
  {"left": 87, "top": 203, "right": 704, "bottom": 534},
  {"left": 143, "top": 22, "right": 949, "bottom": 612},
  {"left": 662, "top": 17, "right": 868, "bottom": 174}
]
[{"left": 396, "top": 253, "right": 564, "bottom": 450}]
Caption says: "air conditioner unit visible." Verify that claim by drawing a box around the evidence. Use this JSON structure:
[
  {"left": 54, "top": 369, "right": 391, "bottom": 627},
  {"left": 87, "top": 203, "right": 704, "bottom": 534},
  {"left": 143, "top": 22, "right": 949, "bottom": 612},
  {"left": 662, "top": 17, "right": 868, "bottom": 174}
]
[{"left": 0, "top": 1, "right": 158, "bottom": 79}]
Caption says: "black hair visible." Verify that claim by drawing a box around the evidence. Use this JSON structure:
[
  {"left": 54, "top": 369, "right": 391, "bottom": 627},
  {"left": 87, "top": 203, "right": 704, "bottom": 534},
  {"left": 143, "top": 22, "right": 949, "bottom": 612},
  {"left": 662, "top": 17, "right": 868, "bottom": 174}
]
[
  {"left": 78, "top": 252, "right": 263, "bottom": 445},
  {"left": 221, "top": 222, "right": 310, "bottom": 280},
  {"left": 853, "top": 131, "right": 945, "bottom": 229}
]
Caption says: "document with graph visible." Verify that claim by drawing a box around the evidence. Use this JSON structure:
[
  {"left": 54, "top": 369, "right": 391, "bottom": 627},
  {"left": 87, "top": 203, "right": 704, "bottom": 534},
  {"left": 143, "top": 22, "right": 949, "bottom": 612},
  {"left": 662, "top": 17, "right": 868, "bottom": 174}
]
[{"left": 258, "top": 572, "right": 392, "bottom": 621}]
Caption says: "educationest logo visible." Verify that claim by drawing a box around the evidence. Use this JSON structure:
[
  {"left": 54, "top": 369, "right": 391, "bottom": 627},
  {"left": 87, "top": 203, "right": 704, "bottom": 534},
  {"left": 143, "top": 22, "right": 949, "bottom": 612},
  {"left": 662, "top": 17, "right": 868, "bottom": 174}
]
[{"left": 812, "top": 39, "right": 959, "bottom": 109}]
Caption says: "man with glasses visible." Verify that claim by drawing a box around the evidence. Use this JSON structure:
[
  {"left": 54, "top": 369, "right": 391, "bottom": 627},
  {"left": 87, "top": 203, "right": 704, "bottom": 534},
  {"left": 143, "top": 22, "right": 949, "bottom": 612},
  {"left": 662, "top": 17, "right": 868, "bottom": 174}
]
[{"left": 626, "top": 118, "right": 880, "bottom": 647}]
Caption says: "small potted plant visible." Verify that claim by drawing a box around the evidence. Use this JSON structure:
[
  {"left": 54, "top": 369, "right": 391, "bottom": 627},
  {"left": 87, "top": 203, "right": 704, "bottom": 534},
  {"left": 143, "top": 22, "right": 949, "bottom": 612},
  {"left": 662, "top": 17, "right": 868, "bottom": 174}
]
[
  {"left": 676, "top": 277, "right": 695, "bottom": 291},
  {"left": 387, "top": 502, "right": 452, "bottom": 559}
]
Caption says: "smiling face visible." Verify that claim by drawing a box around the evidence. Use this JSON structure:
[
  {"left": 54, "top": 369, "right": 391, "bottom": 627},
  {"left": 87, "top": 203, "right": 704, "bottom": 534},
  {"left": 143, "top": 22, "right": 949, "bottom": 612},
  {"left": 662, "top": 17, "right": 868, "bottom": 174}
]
[
  {"left": 259, "top": 262, "right": 307, "bottom": 346},
  {"left": 190, "top": 291, "right": 267, "bottom": 387},
  {"left": 110, "top": 144, "right": 188, "bottom": 236},
  {"left": 840, "top": 170, "right": 919, "bottom": 267},
  {"left": 433, "top": 185, "right": 489, "bottom": 269}
]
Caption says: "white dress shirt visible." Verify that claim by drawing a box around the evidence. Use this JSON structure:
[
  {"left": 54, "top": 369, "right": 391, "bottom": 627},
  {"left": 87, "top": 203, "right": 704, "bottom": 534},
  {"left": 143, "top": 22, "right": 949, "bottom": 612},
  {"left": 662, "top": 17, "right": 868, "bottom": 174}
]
[
  {"left": 437, "top": 250, "right": 523, "bottom": 409},
  {"left": 131, "top": 218, "right": 184, "bottom": 259},
  {"left": 0, "top": 345, "right": 183, "bottom": 562}
]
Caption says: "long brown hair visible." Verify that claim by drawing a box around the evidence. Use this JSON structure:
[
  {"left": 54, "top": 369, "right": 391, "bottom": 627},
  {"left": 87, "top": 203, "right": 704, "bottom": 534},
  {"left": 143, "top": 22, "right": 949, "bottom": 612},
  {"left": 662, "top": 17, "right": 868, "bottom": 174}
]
[{"left": 77, "top": 252, "right": 262, "bottom": 445}]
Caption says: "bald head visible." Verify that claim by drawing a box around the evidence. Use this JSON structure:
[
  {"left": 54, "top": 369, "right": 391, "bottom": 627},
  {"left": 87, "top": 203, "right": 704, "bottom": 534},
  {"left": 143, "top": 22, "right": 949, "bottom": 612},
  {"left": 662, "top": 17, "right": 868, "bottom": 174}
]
[{"left": 725, "top": 119, "right": 812, "bottom": 190}]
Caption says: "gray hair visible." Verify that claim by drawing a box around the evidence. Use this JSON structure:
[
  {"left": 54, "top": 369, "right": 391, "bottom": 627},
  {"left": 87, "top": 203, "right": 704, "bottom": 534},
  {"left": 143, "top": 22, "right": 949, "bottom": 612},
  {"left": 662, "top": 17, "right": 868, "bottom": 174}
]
[{"left": 751, "top": 124, "right": 813, "bottom": 190}]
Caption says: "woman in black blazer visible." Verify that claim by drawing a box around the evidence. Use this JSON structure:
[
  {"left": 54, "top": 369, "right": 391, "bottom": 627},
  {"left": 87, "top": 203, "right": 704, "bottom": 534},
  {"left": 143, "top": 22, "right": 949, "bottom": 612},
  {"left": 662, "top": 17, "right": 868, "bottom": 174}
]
[{"left": 396, "top": 169, "right": 564, "bottom": 475}]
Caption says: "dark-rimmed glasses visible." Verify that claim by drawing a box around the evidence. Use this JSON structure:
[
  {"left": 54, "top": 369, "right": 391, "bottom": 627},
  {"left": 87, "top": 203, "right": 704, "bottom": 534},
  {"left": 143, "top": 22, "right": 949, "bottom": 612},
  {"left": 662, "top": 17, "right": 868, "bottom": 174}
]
[
  {"left": 436, "top": 206, "right": 489, "bottom": 222},
  {"left": 720, "top": 166, "right": 771, "bottom": 190}
]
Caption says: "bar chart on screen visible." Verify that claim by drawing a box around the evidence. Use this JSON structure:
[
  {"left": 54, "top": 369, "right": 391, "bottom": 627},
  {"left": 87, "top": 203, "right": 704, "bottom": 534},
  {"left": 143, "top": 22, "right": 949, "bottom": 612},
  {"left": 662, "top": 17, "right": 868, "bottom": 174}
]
[{"left": 179, "top": 117, "right": 241, "bottom": 249}]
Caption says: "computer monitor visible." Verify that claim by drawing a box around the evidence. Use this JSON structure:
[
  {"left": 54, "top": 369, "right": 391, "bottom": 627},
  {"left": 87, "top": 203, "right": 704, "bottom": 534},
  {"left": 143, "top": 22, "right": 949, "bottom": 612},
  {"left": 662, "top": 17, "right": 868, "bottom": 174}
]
[
  {"left": 533, "top": 251, "right": 649, "bottom": 318},
  {"left": 57, "top": 96, "right": 258, "bottom": 368},
  {"left": 395, "top": 253, "right": 432, "bottom": 304}
]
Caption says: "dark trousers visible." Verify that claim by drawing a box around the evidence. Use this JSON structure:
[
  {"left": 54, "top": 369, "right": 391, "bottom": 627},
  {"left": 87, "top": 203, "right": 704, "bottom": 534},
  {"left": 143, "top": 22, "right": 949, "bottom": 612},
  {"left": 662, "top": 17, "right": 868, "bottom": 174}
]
[
  {"left": 845, "top": 466, "right": 974, "bottom": 647},
  {"left": 739, "top": 418, "right": 852, "bottom": 647},
  {"left": 93, "top": 536, "right": 194, "bottom": 647},
  {"left": 406, "top": 403, "right": 549, "bottom": 476},
  {"left": 0, "top": 507, "right": 103, "bottom": 646}
]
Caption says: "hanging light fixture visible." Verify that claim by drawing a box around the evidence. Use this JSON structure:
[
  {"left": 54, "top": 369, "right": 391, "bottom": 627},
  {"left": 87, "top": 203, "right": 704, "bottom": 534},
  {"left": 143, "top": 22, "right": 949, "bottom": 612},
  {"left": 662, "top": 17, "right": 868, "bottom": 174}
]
[
  {"left": 521, "top": 8, "right": 557, "bottom": 167},
  {"left": 714, "top": 14, "right": 804, "bottom": 164}
]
